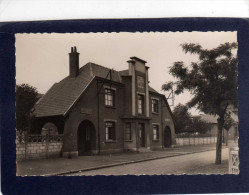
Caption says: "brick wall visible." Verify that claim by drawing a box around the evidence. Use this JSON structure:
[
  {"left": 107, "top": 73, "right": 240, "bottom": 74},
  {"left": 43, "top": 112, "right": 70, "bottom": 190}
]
[{"left": 16, "top": 132, "right": 63, "bottom": 161}]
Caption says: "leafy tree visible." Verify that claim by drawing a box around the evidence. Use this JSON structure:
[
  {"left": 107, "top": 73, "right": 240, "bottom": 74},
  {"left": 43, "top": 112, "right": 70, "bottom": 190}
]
[
  {"left": 172, "top": 104, "right": 192, "bottom": 133},
  {"left": 16, "top": 84, "right": 39, "bottom": 132},
  {"left": 172, "top": 103, "right": 213, "bottom": 134},
  {"left": 188, "top": 118, "right": 213, "bottom": 134},
  {"left": 162, "top": 42, "right": 238, "bottom": 164},
  {"left": 223, "top": 112, "right": 235, "bottom": 146}
]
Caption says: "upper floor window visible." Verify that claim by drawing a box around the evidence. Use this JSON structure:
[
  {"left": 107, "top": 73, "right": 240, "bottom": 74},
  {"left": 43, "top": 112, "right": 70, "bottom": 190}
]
[
  {"left": 105, "top": 88, "right": 115, "bottom": 107},
  {"left": 137, "top": 76, "right": 145, "bottom": 90},
  {"left": 152, "top": 124, "right": 159, "bottom": 140},
  {"left": 138, "top": 94, "right": 144, "bottom": 114},
  {"left": 152, "top": 99, "right": 159, "bottom": 113},
  {"left": 105, "top": 121, "right": 116, "bottom": 141}
]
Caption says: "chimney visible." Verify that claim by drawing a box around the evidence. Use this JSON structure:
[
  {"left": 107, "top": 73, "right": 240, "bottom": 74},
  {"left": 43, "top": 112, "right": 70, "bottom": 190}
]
[
  {"left": 127, "top": 59, "right": 135, "bottom": 76},
  {"left": 69, "top": 46, "right": 79, "bottom": 78}
]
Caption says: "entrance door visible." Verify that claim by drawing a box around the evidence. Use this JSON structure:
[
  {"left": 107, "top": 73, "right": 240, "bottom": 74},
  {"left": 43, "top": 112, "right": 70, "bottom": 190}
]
[
  {"left": 164, "top": 126, "right": 172, "bottom": 147},
  {"left": 78, "top": 120, "right": 95, "bottom": 156},
  {"left": 138, "top": 123, "right": 145, "bottom": 147}
]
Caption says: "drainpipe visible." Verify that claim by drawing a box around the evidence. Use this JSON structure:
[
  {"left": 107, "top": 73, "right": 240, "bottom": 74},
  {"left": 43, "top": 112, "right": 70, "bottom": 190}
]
[
  {"left": 97, "top": 84, "right": 100, "bottom": 155},
  {"left": 96, "top": 70, "right": 113, "bottom": 155},
  {"left": 161, "top": 97, "right": 164, "bottom": 149}
]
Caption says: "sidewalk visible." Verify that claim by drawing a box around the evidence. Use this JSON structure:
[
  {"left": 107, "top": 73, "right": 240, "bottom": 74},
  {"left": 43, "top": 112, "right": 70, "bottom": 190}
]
[{"left": 17, "top": 144, "right": 220, "bottom": 176}]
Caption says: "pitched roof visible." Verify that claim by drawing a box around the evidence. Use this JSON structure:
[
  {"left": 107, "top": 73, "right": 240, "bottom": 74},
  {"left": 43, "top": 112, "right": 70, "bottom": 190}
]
[
  {"left": 33, "top": 63, "right": 121, "bottom": 117},
  {"left": 198, "top": 114, "right": 218, "bottom": 124},
  {"left": 119, "top": 70, "right": 129, "bottom": 76},
  {"left": 34, "top": 62, "right": 166, "bottom": 118},
  {"left": 149, "top": 86, "right": 160, "bottom": 94},
  {"left": 194, "top": 113, "right": 238, "bottom": 124}
]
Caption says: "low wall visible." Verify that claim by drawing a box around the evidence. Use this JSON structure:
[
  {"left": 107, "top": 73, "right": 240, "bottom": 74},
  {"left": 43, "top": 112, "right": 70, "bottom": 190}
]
[
  {"left": 16, "top": 132, "right": 63, "bottom": 161},
  {"left": 176, "top": 136, "right": 217, "bottom": 146}
]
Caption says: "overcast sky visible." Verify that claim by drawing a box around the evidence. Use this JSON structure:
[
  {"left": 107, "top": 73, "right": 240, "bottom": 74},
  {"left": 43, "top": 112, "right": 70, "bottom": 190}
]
[{"left": 15, "top": 32, "right": 237, "bottom": 115}]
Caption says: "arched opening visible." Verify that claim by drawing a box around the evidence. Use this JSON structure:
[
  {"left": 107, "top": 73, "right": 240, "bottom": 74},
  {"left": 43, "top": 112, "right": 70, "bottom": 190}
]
[
  {"left": 78, "top": 120, "right": 96, "bottom": 156},
  {"left": 164, "top": 126, "right": 172, "bottom": 148},
  {"left": 41, "top": 122, "right": 59, "bottom": 135}
]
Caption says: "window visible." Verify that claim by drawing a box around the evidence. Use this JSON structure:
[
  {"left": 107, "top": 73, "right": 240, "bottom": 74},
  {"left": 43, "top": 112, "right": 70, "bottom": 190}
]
[
  {"left": 152, "top": 99, "right": 159, "bottom": 113},
  {"left": 137, "top": 76, "right": 145, "bottom": 90},
  {"left": 138, "top": 94, "right": 144, "bottom": 114},
  {"left": 105, "top": 88, "right": 115, "bottom": 107},
  {"left": 105, "top": 121, "right": 116, "bottom": 141},
  {"left": 125, "top": 123, "right": 132, "bottom": 141},
  {"left": 153, "top": 125, "right": 159, "bottom": 140}
]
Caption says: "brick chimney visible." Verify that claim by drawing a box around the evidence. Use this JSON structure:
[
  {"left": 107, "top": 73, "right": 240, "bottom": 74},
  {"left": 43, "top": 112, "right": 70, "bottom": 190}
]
[{"left": 69, "top": 46, "right": 79, "bottom": 78}]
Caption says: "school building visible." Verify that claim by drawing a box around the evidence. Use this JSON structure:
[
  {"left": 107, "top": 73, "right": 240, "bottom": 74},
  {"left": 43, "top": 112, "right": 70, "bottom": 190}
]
[{"left": 31, "top": 47, "right": 176, "bottom": 157}]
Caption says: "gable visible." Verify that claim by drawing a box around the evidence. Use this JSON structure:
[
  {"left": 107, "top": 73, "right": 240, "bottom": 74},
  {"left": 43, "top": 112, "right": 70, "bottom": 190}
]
[{"left": 33, "top": 65, "right": 94, "bottom": 117}]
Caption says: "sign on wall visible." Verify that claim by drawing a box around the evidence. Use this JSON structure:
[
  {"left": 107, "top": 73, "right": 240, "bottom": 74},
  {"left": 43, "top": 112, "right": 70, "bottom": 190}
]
[{"left": 81, "top": 108, "right": 93, "bottom": 115}]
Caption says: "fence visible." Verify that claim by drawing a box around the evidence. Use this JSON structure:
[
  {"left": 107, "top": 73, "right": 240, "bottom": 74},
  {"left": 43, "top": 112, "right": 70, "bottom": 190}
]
[
  {"left": 176, "top": 134, "right": 217, "bottom": 146},
  {"left": 16, "top": 131, "right": 63, "bottom": 161},
  {"left": 229, "top": 146, "right": 239, "bottom": 174}
]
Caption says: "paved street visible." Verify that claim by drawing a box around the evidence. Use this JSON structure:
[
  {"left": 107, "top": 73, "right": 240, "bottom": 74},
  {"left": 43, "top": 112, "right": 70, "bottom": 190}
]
[
  {"left": 17, "top": 144, "right": 231, "bottom": 176},
  {"left": 68, "top": 148, "right": 229, "bottom": 175}
]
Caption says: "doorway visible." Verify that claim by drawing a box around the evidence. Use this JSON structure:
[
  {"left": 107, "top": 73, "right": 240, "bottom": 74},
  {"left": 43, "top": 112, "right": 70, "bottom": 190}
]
[
  {"left": 164, "top": 126, "right": 172, "bottom": 148},
  {"left": 78, "top": 120, "right": 96, "bottom": 156},
  {"left": 138, "top": 123, "right": 145, "bottom": 147}
]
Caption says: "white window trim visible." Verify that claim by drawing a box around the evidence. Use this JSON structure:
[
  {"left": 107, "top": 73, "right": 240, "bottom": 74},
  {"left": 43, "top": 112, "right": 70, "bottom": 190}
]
[
  {"left": 104, "top": 85, "right": 116, "bottom": 91},
  {"left": 104, "top": 119, "right": 117, "bottom": 122},
  {"left": 151, "top": 97, "right": 160, "bottom": 101},
  {"left": 151, "top": 98, "right": 159, "bottom": 113},
  {"left": 124, "top": 122, "right": 132, "bottom": 141},
  {"left": 105, "top": 120, "right": 116, "bottom": 141},
  {"left": 137, "top": 91, "right": 145, "bottom": 95},
  {"left": 152, "top": 123, "right": 160, "bottom": 140}
]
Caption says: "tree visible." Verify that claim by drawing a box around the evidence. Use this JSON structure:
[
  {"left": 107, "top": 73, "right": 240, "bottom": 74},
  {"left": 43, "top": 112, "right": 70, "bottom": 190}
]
[
  {"left": 188, "top": 118, "right": 213, "bottom": 134},
  {"left": 162, "top": 42, "right": 238, "bottom": 164},
  {"left": 16, "top": 84, "right": 39, "bottom": 132},
  {"left": 223, "top": 112, "right": 235, "bottom": 146},
  {"left": 172, "top": 104, "right": 192, "bottom": 134},
  {"left": 172, "top": 103, "right": 213, "bottom": 134}
]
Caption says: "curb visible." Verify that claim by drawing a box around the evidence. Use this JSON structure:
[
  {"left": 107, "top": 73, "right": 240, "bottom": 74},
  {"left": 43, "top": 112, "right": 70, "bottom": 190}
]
[{"left": 42, "top": 147, "right": 224, "bottom": 176}]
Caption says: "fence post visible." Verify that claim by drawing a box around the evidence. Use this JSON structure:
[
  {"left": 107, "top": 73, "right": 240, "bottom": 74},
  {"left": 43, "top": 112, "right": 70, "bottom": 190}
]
[
  {"left": 228, "top": 147, "right": 231, "bottom": 173},
  {"left": 46, "top": 134, "right": 49, "bottom": 158},
  {"left": 24, "top": 132, "right": 28, "bottom": 160}
]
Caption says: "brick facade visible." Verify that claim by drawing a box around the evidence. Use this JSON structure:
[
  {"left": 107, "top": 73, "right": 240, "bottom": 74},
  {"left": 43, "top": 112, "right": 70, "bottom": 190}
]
[{"left": 32, "top": 48, "right": 176, "bottom": 157}]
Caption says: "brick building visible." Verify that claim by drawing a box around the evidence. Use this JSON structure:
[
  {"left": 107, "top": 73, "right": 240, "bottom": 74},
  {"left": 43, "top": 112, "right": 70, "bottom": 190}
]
[
  {"left": 32, "top": 47, "right": 176, "bottom": 157},
  {"left": 195, "top": 112, "right": 238, "bottom": 142}
]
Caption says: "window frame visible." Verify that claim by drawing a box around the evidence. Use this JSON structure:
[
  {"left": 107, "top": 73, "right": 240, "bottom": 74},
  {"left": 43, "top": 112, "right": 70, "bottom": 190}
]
[
  {"left": 104, "top": 88, "right": 115, "bottom": 107},
  {"left": 152, "top": 124, "right": 159, "bottom": 140},
  {"left": 152, "top": 98, "right": 159, "bottom": 113},
  {"left": 105, "top": 121, "right": 116, "bottom": 141},
  {"left": 124, "top": 122, "right": 132, "bottom": 141},
  {"left": 137, "top": 94, "right": 145, "bottom": 114}
]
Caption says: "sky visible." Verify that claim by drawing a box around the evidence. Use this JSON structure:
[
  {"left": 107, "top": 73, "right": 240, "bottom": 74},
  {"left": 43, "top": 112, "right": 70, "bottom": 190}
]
[{"left": 15, "top": 32, "right": 237, "bottom": 115}]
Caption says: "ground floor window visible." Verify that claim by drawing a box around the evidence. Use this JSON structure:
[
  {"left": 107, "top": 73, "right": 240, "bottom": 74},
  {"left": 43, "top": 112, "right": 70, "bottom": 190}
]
[
  {"left": 153, "top": 124, "right": 159, "bottom": 140},
  {"left": 125, "top": 123, "right": 132, "bottom": 141},
  {"left": 105, "top": 121, "right": 116, "bottom": 140}
]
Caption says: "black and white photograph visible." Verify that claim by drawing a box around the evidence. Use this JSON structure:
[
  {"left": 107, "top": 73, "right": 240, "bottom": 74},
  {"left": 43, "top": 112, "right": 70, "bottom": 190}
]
[{"left": 15, "top": 32, "right": 239, "bottom": 176}]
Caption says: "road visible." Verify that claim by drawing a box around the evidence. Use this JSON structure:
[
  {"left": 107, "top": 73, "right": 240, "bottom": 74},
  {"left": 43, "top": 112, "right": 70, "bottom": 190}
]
[{"left": 68, "top": 148, "right": 229, "bottom": 175}]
